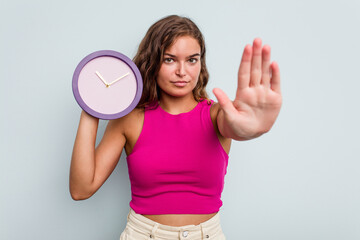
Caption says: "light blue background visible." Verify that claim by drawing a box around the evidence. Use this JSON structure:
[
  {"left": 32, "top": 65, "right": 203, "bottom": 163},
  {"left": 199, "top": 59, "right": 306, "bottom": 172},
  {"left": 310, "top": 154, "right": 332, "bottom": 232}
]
[{"left": 1, "top": 0, "right": 360, "bottom": 239}]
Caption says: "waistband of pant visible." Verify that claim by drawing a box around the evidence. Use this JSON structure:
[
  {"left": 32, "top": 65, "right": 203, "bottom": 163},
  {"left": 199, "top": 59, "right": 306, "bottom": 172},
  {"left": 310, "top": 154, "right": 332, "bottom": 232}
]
[{"left": 126, "top": 207, "right": 223, "bottom": 239}]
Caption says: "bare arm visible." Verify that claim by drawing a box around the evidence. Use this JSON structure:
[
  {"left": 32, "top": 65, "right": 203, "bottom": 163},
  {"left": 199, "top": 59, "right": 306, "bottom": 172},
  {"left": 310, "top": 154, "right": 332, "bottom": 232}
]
[{"left": 69, "top": 110, "right": 126, "bottom": 200}]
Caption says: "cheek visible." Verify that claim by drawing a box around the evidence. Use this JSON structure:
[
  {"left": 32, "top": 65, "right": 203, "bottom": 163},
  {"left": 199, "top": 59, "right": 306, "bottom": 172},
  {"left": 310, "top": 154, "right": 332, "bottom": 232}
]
[
  {"left": 192, "top": 65, "right": 201, "bottom": 79},
  {"left": 157, "top": 65, "right": 172, "bottom": 81}
]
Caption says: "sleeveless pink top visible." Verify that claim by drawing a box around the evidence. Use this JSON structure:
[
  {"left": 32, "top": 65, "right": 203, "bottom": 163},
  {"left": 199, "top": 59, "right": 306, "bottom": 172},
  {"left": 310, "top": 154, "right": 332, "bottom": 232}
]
[{"left": 126, "top": 99, "right": 229, "bottom": 214}]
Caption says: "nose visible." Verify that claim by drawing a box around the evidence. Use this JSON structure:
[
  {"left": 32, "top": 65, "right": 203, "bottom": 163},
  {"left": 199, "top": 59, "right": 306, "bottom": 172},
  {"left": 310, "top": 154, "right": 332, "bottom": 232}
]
[{"left": 175, "top": 62, "right": 186, "bottom": 77}]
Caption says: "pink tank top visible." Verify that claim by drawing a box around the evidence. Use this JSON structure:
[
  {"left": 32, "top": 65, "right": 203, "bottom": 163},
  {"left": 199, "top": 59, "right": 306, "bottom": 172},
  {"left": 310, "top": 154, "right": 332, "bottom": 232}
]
[{"left": 126, "top": 99, "right": 229, "bottom": 214}]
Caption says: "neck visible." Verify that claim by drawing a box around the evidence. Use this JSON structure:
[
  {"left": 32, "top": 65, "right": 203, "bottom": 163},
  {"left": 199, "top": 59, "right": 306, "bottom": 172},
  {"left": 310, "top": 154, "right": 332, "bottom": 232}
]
[{"left": 158, "top": 94, "right": 198, "bottom": 115}]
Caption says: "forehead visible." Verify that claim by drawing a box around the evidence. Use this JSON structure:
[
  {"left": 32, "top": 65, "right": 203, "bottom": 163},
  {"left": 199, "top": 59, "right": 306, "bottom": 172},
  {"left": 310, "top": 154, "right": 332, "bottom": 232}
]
[{"left": 165, "top": 36, "right": 201, "bottom": 54}]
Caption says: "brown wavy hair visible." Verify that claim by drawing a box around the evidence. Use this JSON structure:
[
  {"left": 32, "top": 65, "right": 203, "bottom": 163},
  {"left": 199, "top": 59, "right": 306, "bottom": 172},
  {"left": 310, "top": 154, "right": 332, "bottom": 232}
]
[{"left": 133, "top": 15, "right": 210, "bottom": 108}]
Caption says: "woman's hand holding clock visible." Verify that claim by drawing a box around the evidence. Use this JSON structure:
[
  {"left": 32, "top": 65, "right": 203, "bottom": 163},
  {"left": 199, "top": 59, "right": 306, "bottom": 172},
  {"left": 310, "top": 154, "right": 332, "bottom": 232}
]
[{"left": 213, "top": 38, "right": 282, "bottom": 140}]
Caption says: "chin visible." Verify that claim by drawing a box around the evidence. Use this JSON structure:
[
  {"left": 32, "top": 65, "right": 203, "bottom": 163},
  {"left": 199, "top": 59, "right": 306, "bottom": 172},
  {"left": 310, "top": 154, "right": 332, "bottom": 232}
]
[{"left": 164, "top": 89, "right": 194, "bottom": 98}]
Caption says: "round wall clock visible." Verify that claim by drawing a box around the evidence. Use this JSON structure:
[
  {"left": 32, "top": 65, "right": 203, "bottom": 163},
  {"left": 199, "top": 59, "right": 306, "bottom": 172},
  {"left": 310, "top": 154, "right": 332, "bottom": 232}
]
[{"left": 72, "top": 50, "right": 143, "bottom": 120}]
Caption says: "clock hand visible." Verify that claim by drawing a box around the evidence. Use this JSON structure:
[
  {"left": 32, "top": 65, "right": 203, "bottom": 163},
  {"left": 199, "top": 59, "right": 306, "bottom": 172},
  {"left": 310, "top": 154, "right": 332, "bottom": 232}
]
[
  {"left": 108, "top": 72, "right": 130, "bottom": 86},
  {"left": 95, "top": 71, "right": 109, "bottom": 87}
]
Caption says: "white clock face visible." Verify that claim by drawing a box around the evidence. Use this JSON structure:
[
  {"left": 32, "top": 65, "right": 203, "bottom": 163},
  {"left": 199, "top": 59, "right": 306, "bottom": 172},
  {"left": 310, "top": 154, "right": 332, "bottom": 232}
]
[{"left": 77, "top": 56, "right": 137, "bottom": 115}]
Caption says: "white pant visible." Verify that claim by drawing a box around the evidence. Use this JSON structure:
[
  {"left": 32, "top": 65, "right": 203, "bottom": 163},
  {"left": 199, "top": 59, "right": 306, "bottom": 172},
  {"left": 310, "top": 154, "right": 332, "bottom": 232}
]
[{"left": 120, "top": 208, "right": 226, "bottom": 240}]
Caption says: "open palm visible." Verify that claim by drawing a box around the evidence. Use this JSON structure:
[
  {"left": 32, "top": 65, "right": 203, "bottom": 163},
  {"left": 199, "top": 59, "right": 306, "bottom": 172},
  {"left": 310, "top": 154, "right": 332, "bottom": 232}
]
[{"left": 213, "top": 38, "right": 282, "bottom": 140}]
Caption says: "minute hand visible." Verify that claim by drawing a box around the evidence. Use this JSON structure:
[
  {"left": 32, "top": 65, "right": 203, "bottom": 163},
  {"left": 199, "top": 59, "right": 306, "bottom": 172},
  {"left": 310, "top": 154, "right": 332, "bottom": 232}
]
[
  {"left": 108, "top": 72, "right": 130, "bottom": 86},
  {"left": 95, "top": 71, "right": 109, "bottom": 86}
]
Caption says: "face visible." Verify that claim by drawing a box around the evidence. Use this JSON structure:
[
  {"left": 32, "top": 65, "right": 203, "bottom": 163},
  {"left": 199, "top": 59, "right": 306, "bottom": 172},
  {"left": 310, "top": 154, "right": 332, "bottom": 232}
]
[{"left": 156, "top": 35, "right": 201, "bottom": 99}]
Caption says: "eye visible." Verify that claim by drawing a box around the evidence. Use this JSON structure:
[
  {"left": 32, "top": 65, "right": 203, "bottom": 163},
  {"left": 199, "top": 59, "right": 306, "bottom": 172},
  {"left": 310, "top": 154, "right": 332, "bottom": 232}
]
[
  {"left": 188, "top": 58, "right": 199, "bottom": 63},
  {"left": 164, "top": 58, "right": 174, "bottom": 63}
]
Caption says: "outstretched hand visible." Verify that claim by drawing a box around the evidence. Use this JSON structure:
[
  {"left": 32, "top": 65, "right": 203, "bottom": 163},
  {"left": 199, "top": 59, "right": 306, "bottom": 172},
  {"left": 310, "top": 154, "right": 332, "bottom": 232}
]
[{"left": 213, "top": 38, "right": 282, "bottom": 140}]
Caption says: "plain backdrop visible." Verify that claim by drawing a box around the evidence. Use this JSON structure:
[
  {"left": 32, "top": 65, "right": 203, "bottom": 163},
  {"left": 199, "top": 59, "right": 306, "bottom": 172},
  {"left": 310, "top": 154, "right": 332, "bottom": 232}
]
[{"left": 1, "top": 0, "right": 360, "bottom": 239}]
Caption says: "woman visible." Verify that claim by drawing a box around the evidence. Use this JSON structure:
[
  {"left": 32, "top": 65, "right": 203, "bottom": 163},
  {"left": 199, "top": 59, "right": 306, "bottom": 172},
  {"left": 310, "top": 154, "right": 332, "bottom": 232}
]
[{"left": 70, "top": 15, "right": 282, "bottom": 240}]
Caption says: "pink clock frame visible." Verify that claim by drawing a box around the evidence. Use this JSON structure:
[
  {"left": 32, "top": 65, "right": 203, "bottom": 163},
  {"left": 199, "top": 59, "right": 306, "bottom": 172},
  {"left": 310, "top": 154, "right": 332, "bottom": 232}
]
[{"left": 72, "top": 50, "right": 143, "bottom": 120}]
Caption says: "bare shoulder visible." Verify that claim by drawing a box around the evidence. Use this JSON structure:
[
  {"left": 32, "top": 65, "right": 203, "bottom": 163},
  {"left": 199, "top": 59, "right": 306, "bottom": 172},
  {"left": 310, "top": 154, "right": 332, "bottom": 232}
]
[
  {"left": 111, "top": 107, "right": 144, "bottom": 155},
  {"left": 209, "top": 101, "right": 232, "bottom": 154},
  {"left": 123, "top": 107, "right": 144, "bottom": 134},
  {"left": 210, "top": 101, "right": 221, "bottom": 120},
  {"left": 109, "top": 107, "right": 144, "bottom": 135}
]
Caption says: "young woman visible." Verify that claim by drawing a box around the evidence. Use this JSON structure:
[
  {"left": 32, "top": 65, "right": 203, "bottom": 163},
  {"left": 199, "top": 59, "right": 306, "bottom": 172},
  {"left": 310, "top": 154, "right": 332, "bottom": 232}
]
[{"left": 70, "top": 15, "right": 282, "bottom": 240}]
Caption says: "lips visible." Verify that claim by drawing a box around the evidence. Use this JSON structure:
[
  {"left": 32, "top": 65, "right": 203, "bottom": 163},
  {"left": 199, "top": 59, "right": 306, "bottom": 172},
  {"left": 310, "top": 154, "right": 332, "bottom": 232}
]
[{"left": 171, "top": 81, "right": 189, "bottom": 87}]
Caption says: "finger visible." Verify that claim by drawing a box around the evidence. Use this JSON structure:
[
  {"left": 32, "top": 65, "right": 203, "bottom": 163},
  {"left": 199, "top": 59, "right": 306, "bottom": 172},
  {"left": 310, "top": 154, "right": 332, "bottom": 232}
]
[
  {"left": 270, "top": 61, "right": 281, "bottom": 93},
  {"left": 212, "top": 88, "right": 235, "bottom": 115},
  {"left": 237, "top": 44, "right": 252, "bottom": 89},
  {"left": 261, "top": 44, "right": 271, "bottom": 87},
  {"left": 250, "top": 38, "right": 262, "bottom": 86}
]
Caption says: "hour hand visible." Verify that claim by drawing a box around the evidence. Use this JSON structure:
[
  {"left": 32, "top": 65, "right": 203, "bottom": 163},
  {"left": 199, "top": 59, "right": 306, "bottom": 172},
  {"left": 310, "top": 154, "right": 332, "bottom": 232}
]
[
  {"left": 95, "top": 71, "right": 109, "bottom": 87},
  {"left": 108, "top": 72, "right": 130, "bottom": 86}
]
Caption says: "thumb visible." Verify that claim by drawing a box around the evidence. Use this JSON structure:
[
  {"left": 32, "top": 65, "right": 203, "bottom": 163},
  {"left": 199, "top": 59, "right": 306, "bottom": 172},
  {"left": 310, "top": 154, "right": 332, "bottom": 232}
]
[{"left": 212, "top": 88, "right": 234, "bottom": 115}]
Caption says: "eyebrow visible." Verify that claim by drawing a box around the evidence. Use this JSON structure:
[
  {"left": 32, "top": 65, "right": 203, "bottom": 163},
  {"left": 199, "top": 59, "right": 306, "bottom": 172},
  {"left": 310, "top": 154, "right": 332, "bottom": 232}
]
[{"left": 164, "top": 53, "right": 200, "bottom": 58}]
